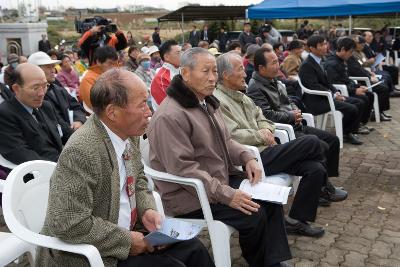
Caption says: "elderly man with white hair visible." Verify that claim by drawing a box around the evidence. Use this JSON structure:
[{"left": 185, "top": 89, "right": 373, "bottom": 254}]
[{"left": 148, "top": 47, "right": 293, "bottom": 267}]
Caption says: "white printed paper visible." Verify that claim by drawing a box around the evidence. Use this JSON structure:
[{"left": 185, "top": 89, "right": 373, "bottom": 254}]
[
  {"left": 239, "top": 179, "right": 291, "bottom": 205},
  {"left": 144, "top": 218, "right": 203, "bottom": 246},
  {"left": 372, "top": 53, "right": 385, "bottom": 69}
]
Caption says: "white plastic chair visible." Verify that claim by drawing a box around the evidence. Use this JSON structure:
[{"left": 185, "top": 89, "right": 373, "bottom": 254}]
[
  {"left": 2, "top": 160, "right": 104, "bottom": 267},
  {"left": 0, "top": 153, "right": 17, "bottom": 169},
  {"left": 0, "top": 179, "right": 36, "bottom": 267},
  {"left": 298, "top": 78, "right": 344, "bottom": 148},
  {"left": 349, "top": 76, "right": 381, "bottom": 123}
]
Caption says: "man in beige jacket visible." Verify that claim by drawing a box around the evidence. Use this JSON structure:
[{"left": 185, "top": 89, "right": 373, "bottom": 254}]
[{"left": 148, "top": 48, "right": 293, "bottom": 267}]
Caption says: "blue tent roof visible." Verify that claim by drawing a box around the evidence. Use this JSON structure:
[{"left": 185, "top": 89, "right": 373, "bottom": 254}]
[{"left": 247, "top": 0, "right": 400, "bottom": 19}]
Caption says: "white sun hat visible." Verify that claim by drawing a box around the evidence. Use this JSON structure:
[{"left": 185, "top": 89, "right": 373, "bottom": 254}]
[{"left": 28, "top": 51, "right": 61, "bottom": 66}]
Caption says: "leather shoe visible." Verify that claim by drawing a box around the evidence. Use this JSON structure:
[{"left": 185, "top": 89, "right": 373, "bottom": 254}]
[
  {"left": 285, "top": 220, "right": 325, "bottom": 237},
  {"left": 356, "top": 125, "right": 370, "bottom": 135},
  {"left": 389, "top": 91, "right": 400, "bottom": 97},
  {"left": 380, "top": 113, "right": 391, "bottom": 121},
  {"left": 381, "top": 112, "right": 392, "bottom": 118},
  {"left": 320, "top": 186, "right": 348, "bottom": 202},
  {"left": 344, "top": 134, "right": 363, "bottom": 145},
  {"left": 318, "top": 197, "right": 331, "bottom": 207}
]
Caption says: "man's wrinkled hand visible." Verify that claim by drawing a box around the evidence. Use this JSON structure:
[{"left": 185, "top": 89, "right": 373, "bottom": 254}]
[
  {"left": 142, "top": 209, "right": 162, "bottom": 232},
  {"left": 245, "top": 159, "right": 262, "bottom": 185},
  {"left": 129, "top": 231, "right": 154, "bottom": 256},
  {"left": 229, "top": 190, "right": 260, "bottom": 215}
]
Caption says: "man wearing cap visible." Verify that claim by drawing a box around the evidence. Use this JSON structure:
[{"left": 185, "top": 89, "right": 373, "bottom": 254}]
[
  {"left": 148, "top": 45, "right": 163, "bottom": 70},
  {"left": 0, "top": 63, "right": 64, "bottom": 164},
  {"left": 281, "top": 40, "right": 304, "bottom": 77},
  {"left": 135, "top": 53, "right": 156, "bottom": 110},
  {"left": 3, "top": 53, "right": 19, "bottom": 88},
  {"left": 238, "top": 22, "right": 256, "bottom": 48},
  {"left": 28, "top": 52, "right": 86, "bottom": 134}
]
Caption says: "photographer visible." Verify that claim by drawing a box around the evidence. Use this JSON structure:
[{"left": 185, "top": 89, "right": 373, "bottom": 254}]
[{"left": 78, "top": 17, "right": 127, "bottom": 65}]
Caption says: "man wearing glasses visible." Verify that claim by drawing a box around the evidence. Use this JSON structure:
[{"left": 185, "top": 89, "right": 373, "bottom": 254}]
[
  {"left": 28, "top": 51, "right": 86, "bottom": 134},
  {"left": 0, "top": 63, "right": 65, "bottom": 164}
]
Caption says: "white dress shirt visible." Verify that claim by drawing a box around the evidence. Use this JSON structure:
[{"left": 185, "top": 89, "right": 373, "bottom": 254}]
[{"left": 101, "top": 121, "right": 131, "bottom": 230}]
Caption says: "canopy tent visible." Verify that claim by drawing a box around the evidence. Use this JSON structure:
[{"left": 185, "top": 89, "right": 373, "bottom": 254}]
[
  {"left": 158, "top": 5, "right": 248, "bottom": 22},
  {"left": 247, "top": 0, "right": 400, "bottom": 19}
]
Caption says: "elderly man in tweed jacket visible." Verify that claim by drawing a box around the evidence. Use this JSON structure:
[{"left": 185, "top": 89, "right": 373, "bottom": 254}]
[{"left": 37, "top": 69, "right": 214, "bottom": 267}]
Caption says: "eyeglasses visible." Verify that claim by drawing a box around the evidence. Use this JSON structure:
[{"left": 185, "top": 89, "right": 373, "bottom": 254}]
[{"left": 29, "top": 83, "right": 50, "bottom": 92}]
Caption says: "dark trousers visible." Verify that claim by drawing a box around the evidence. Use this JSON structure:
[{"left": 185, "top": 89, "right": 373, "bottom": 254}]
[
  {"left": 351, "top": 92, "right": 374, "bottom": 124},
  {"left": 117, "top": 238, "right": 214, "bottom": 267},
  {"left": 295, "top": 125, "right": 340, "bottom": 177},
  {"left": 261, "top": 135, "right": 327, "bottom": 222},
  {"left": 382, "top": 65, "right": 399, "bottom": 85},
  {"left": 372, "top": 84, "right": 391, "bottom": 112},
  {"left": 179, "top": 176, "right": 292, "bottom": 267},
  {"left": 376, "top": 70, "right": 396, "bottom": 92},
  {"left": 334, "top": 97, "right": 362, "bottom": 134}
]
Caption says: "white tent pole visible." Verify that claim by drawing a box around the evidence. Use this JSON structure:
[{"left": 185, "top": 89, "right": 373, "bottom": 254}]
[
  {"left": 349, "top": 15, "right": 352, "bottom": 35},
  {"left": 181, "top": 12, "right": 184, "bottom": 44}
]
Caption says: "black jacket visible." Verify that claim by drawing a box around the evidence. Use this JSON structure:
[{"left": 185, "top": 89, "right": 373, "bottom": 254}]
[
  {"left": 247, "top": 72, "right": 298, "bottom": 124},
  {"left": 0, "top": 97, "right": 63, "bottom": 164},
  {"left": 324, "top": 54, "right": 360, "bottom": 95},
  {"left": 45, "top": 82, "right": 86, "bottom": 139},
  {"left": 0, "top": 83, "right": 13, "bottom": 102},
  {"left": 38, "top": 39, "right": 51, "bottom": 53},
  {"left": 298, "top": 55, "right": 338, "bottom": 115}
]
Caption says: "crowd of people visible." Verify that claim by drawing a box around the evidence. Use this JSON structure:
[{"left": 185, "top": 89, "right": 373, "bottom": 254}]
[{"left": 0, "top": 20, "right": 400, "bottom": 267}]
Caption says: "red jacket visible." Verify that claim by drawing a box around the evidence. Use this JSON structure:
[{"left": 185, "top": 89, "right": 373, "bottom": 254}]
[{"left": 150, "top": 63, "right": 180, "bottom": 105}]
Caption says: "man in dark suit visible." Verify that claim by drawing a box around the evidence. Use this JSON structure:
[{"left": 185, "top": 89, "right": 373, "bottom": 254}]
[
  {"left": 28, "top": 51, "right": 86, "bottom": 135},
  {"left": 188, "top": 25, "right": 200, "bottom": 47},
  {"left": 200, "top": 25, "right": 210, "bottom": 42},
  {"left": 38, "top": 34, "right": 51, "bottom": 53},
  {"left": 152, "top": 27, "right": 162, "bottom": 47},
  {"left": 324, "top": 37, "right": 374, "bottom": 133},
  {"left": 298, "top": 35, "right": 364, "bottom": 145},
  {"left": 0, "top": 63, "right": 65, "bottom": 164}
]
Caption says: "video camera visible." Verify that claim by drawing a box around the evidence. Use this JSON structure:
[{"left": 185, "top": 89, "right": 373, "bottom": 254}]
[{"left": 75, "top": 16, "right": 117, "bottom": 34}]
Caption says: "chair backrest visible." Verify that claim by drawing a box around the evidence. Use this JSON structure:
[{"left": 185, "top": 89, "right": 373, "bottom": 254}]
[
  {"left": 2, "top": 161, "right": 56, "bottom": 234},
  {"left": 0, "top": 153, "right": 17, "bottom": 169}
]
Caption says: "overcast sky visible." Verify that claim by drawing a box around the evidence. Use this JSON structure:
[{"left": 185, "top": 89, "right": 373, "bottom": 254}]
[{"left": 3, "top": 0, "right": 261, "bottom": 11}]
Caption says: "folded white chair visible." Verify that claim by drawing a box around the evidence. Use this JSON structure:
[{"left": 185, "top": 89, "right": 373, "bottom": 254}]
[{"left": 0, "top": 153, "right": 17, "bottom": 170}]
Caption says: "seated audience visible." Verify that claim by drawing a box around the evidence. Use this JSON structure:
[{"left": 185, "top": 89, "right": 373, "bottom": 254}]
[
  {"left": 37, "top": 68, "right": 214, "bottom": 267},
  {"left": 281, "top": 40, "right": 304, "bottom": 77},
  {"left": 362, "top": 31, "right": 400, "bottom": 97},
  {"left": 3, "top": 53, "right": 19, "bottom": 88},
  {"left": 148, "top": 45, "right": 163, "bottom": 70},
  {"left": 348, "top": 35, "right": 392, "bottom": 121},
  {"left": 79, "top": 46, "right": 118, "bottom": 109},
  {"left": 125, "top": 45, "right": 140, "bottom": 72},
  {"left": 150, "top": 40, "right": 181, "bottom": 105},
  {"left": 134, "top": 53, "right": 156, "bottom": 110},
  {"left": 148, "top": 48, "right": 293, "bottom": 267},
  {"left": 0, "top": 63, "right": 64, "bottom": 164},
  {"left": 324, "top": 37, "right": 374, "bottom": 133},
  {"left": 298, "top": 35, "right": 365, "bottom": 145},
  {"left": 215, "top": 51, "right": 339, "bottom": 236},
  {"left": 273, "top": 43, "right": 285, "bottom": 64},
  {"left": 244, "top": 44, "right": 259, "bottom": 84},
  {"left": 28, "top": 52, "right": 86, "bottom": 133},
  {"left": 245, "top": 49, "right": 346, "bottom": 205},
  {"left": 57, "top": 54, "right": 80, "bottom": 92}
]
